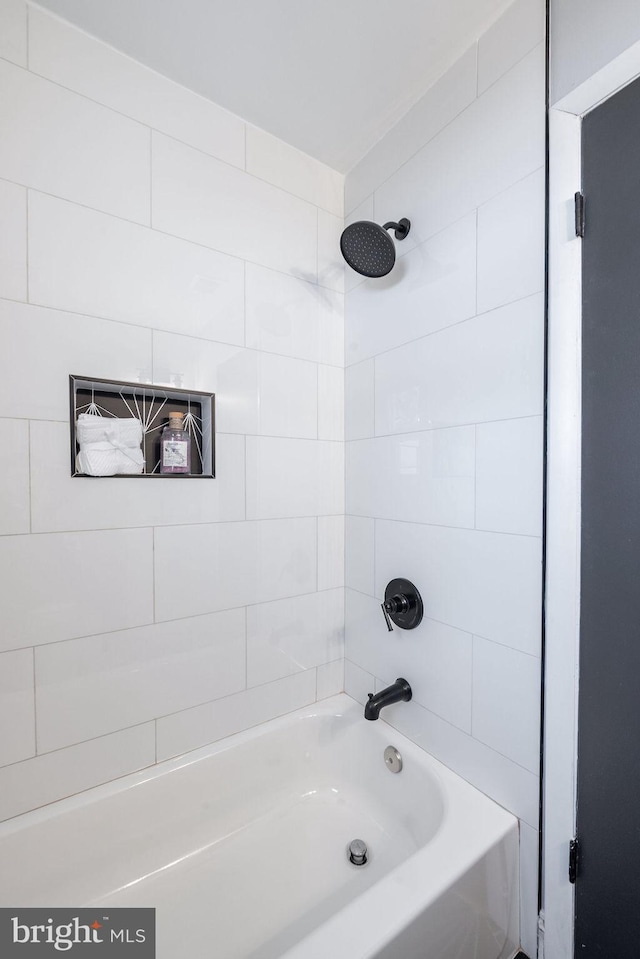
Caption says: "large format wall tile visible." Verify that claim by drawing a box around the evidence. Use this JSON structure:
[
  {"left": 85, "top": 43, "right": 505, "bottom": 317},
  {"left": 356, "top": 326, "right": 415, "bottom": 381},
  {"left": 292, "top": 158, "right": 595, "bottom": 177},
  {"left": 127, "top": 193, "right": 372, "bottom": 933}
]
[
  {"left": 477, "top": 167, "right": 545, "bottom": 313},
  {"left": 247, "top": 589, "right": 343, "bottom": 686},
  {"left": 154, "top": 519, "right": 317, "bottom": 622},
  {"left": 0, "top": 300, "right": 152, "bottom": 421},
  {"left": 0, "top": 648, "right": 34, "bottom": 768},
  {"left": 0, "top": 0, "right": 27, "bottom": 67},
  {"left": 0, "top": 59, "right": 150, "bottom": 223},
  {"left": 0, "top": 724, "right": 155, "bottom": 822},
  {"left": 156, "top": 670, "right": 317, "bottom": 761},
  {"left": 0, "top": 418, "right": 29, "bottom": 535},
  {"left": 152, "top": 133, "right": 317, "bottom": 279},
  {"left": 246, "top": 263, "right": 343, "bottom": 367},
  {"left": 0, "top": 178, "right": 26, "bottom": 300},
  {"left": 477, "top": 0, "right": 545, "bottom": 95},
  {"left": 35, "top": 608, "right": 246, "bottom": 752},
  {"left": 475, "top": 416, "right": 543, "bottom": 536},
  {"left": 28, "top": 7, "right": 245, "bottom": 167},
  {"left": 346, "top": 427, "right": 475, "bottom": 528},
  {"left": 0, "top": 528, "right": 154, "bottom": 651},
  {"left": 374, "top": 293, "right": 544, "bottom": 434},
  {"left": 246, "top": 437, "right": 343, "bottom": 519},
  {"left": 28, "top": 193, "right": 245, "bottom": 343}
]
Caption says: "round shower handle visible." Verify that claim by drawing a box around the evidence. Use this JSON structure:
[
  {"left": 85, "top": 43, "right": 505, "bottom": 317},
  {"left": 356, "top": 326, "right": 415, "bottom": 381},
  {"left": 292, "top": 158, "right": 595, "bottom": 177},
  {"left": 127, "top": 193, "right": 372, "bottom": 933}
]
[
  {"left": 382, "top": 218, "right": 411, "bottom": 241},
  {"left": 380, "top": 578, "right": 423, "bottom": 631}
]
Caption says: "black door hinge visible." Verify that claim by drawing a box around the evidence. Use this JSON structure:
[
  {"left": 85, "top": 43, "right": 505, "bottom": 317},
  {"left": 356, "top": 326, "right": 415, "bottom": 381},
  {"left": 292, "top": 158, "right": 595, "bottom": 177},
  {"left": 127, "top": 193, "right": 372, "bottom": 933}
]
[
  {"left": 569, "top": 837, "right": 580, "bottom": 883},
  {"left": 575, "top": 192, "right": 585, "bottom": 238}
]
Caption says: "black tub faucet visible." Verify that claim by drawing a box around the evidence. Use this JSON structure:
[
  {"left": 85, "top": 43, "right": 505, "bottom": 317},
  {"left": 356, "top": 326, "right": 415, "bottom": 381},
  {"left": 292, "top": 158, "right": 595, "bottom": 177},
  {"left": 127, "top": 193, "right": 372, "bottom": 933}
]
[{"left": 364, "top": 678, "right": 412, "bottom": 721}]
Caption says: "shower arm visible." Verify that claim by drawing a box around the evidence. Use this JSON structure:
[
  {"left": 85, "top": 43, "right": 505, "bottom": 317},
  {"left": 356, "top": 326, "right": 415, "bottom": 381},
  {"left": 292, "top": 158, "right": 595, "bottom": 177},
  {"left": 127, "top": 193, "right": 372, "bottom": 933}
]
[{"left": 382, "top": 219, "right": 411, "bottom": 241}]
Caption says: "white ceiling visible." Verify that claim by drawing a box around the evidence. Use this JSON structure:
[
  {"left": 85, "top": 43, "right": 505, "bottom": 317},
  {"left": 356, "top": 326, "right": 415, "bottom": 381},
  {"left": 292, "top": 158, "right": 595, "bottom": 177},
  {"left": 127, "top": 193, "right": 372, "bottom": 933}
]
[{"left": 35, "top": 0, "right": 513, "bottom": 173}]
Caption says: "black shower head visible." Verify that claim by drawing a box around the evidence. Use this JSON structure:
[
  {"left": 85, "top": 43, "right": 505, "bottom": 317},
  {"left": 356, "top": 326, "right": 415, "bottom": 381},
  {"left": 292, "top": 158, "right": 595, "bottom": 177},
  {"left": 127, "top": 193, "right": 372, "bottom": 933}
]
[{"left": 339, "top": 218, "right": 411, "bottom": 278}]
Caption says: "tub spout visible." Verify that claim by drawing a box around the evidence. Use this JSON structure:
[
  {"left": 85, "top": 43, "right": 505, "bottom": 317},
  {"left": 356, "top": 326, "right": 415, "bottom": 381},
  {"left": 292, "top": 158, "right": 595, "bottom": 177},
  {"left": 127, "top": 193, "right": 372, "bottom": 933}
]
[{"left": 364, "top": 678, "right": 412, "bottom": 720}]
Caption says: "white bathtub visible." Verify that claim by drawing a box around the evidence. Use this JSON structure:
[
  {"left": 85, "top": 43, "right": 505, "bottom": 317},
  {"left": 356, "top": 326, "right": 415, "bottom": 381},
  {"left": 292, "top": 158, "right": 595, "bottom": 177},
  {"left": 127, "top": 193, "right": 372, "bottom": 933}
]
[{"left": 0, "top": 694, "right": 519, "bottom": 959}]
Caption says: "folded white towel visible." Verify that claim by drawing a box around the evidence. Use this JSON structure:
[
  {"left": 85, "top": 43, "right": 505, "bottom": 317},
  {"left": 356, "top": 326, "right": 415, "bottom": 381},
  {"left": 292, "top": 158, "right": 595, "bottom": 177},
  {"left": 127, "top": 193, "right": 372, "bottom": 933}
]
[
  {"left": 76, "top": 447, "right": 144, "bottom": 476},
  {"left": 76, "top": 413, "right": 145, "bottom": 476},
  {"left": 76, "top": 413, "right": 143, "bottom": 449}
]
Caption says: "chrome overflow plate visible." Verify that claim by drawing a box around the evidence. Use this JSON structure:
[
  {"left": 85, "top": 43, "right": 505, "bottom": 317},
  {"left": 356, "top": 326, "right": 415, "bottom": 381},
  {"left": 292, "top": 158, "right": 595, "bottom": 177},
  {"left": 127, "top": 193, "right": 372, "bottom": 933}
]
[
  {"left": 384, "top": 745, "right": 402, "bottom": 773},
  {"left": 348, "top": 839, "right": 368, "bottom": 866}
]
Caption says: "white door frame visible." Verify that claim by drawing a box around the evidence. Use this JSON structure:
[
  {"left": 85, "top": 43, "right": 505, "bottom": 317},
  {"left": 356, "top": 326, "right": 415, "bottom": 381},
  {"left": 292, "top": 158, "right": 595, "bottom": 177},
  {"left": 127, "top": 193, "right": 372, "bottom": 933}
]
[{"left": 543, "top": 38, "right": 640, "bottom": 959}]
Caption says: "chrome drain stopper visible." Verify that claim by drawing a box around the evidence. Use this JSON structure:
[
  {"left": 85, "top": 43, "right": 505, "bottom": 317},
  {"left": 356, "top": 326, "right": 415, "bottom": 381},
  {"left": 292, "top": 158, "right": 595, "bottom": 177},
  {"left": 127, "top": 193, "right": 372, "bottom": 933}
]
[{"left": 348, "top": 839, "right": 368, "bottom": 866}]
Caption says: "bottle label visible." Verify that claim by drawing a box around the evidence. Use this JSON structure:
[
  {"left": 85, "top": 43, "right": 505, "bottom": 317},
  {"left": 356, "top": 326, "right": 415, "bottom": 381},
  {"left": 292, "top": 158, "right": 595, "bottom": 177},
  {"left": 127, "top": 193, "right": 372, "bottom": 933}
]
[{"left": 162, "top": 439, "right": 188, "bottom": 468}]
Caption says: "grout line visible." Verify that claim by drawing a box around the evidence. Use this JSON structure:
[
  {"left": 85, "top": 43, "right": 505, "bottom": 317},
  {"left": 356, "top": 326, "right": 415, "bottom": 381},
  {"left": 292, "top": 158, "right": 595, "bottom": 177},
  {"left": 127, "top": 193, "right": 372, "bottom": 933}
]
[
  {"left": 0, "top": 719, "right": 158, "bottom": 771},
  {"left": 474, "top": 207, "right": 479, "bottom": 314},
  {"left": 470, "top": 635, "right": 475, "bottom": 734},
  {"left": 242, "top": 259, "right": 247, "bottom": 347},
  {"left": 154, "top": 720, "right": 158, "bottom": 764},
  {"left": 25, "top": 4, "right": 29, "bottom": 71}
]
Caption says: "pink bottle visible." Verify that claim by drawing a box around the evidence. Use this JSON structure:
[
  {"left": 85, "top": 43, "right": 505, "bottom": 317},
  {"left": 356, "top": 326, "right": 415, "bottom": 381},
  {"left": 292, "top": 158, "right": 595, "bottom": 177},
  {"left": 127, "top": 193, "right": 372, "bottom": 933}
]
[{"left": 160, "top": 412, "right": 191, "bottom": 474}]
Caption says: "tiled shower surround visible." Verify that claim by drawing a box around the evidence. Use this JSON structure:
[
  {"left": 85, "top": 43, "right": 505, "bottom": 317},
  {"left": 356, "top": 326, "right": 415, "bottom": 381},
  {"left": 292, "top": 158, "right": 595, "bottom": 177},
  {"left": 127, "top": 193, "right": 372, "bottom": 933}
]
[
  {"left": 0, "top": 0, "right": 544, "bottom": 954},
  {"left": 344, "top": 0, "right": 545, "bottom": 953},
  {"left": 0, "top": 1, "right": 345, "bottom": 817}
]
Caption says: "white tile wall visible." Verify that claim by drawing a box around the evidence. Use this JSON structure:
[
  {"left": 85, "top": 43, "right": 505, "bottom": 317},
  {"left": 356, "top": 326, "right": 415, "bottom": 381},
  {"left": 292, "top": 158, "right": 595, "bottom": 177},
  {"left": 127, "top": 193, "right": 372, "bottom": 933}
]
[
  {"left": 0, "top": 528, "right": 154, "bottom": 652},
  {"left": 0, "top": 177, "right": 26, "bottom": 300},
  {"left": 246, "top": 588, "right": 343, "bottom": 686},
  {"left": 0, "top": 0, "right": 27, "bottom": 67},
  {"left": 156, "top": 670, "right": 317, "bottom": 761},
  {"left": 0, "top": 5, "right": 344, "bottom": 819},
  {"left": 35, "top": 609, "right": 247, "bottom": 752},
  {"left": 0, "top": 300, "right": 153, "bottom": 421},
  {"left": 0, "top": 418, "right": 30, "bottom": 535},
  {"left": 345, "top": 359, "right": 374, "bottom": 440},
  {"left": 346, "top": 427, "right": 475, "bottom": 528},
  {"left": 246, "top": 437, "right": 343, "bottom": 519},
  {"left": 28, "top": 193, "right": 246, "bottom": 344},
  {"left": 472, "top": 635, "right": 541, "bottom": 773},
  {"left": 316, "top": 659, "right": 344, "bottom": 700},
  {"left": 477, "top": 167, "right": 545, "bottom": 312},
  {"left": 476, "top": 416, "right": 544, "bottom": 536},
  {"left": 344, "top": 3, "right": 544, "bottom": 947},
  {"left": 152, "top": 132, "right": 318, "bottom": 279},
  {"left": 0, "top": 724, "right": 155, "bottom": 823},
  {"left": 0, "top": 59, "right": 150, "bottom": 223},
  {"left": 245, "top": 263, "right": 343, "bottom": 367},
  {"left": 345, "top": 516, "right": 375, "bottom": 595},
  {"left": 0, "top": 648, "right": 34, "bottom": 767},
  {"left": 317, "top": 515, "right": 345, "bottom": 591},
  {"left": 154, "top": 520, "right": 317, "bottom": 622},
  {"left": 375, "top": 519, "right": 542, "bottom": 656},
  {"left": 374, "top": 294, "right": 544, "bottom": 434}
]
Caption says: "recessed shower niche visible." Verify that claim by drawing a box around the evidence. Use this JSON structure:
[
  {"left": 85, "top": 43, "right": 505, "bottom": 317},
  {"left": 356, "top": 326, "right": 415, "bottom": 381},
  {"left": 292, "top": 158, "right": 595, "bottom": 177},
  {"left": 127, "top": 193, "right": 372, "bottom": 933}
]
[{"left": 69, "top": 375, "right": 215, "bottom": 478}]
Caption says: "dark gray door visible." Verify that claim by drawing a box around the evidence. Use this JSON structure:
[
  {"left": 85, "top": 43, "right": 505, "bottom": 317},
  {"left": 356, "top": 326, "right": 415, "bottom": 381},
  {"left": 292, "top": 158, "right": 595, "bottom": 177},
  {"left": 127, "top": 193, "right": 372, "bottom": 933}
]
[{"left": 577, "top": 73, "right": 640, "bottom": 955}]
